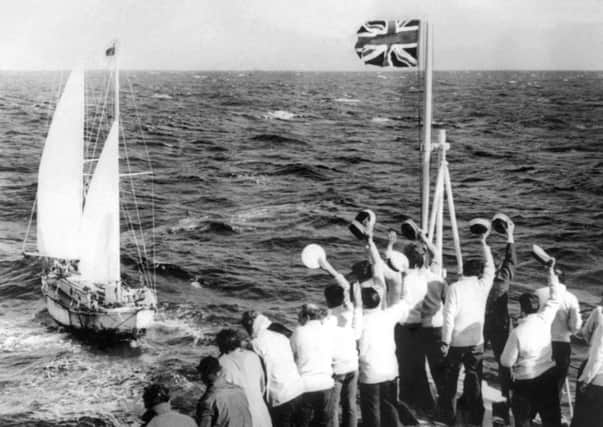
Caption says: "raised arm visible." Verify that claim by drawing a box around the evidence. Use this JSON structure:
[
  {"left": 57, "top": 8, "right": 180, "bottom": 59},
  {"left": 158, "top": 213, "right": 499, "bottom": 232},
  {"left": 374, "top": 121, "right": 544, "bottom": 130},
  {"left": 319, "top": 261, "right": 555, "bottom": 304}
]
[
  {"left": 567, "top": 293, "right": 583, "bottom": 335},
  {"left": 351, "top": 281, "right": 363, "bottom": 339},
  {"left": 540, "top": 262, "right": 561, "bottom": 325},
  {"left": 419, "top": 230, "right": 438, "bottom": 270},
  {"left": 366, "top": 233, "right": 389, "bottom": 296},
  {"left": 491, "top": 224, "right": 516, "bottom": 298},
  {"left": 318, "top": 256, "right": 351, "bottom": 306},
  {"left": 479, "top": 232, "right": 495, "bottom": 287}
]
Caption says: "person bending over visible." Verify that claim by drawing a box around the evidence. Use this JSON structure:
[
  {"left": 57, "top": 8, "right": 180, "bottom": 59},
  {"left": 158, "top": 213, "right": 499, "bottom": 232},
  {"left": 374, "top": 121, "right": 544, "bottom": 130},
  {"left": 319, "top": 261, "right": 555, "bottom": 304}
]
[
  {"left": 216, "top": 329, "right": 272, "bottom": 427},
  {"left": 141, "top": 383, "right": 196, "bottom": 427},
  {"left": 241, "top": 311, "right": 305, "bottom": 427},
  {"left": 196, "top": 355, "right": 252, "bottom": 427}
]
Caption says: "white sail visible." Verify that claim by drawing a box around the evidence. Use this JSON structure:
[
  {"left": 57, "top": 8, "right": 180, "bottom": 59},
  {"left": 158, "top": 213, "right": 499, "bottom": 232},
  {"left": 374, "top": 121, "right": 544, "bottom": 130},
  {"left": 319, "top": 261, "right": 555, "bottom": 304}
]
[
  {"left": 36, "top": 69, "right": 84, "bottom": 259},
  {"left": 79, "top": 121, "right": 120, "bottom": 283}
]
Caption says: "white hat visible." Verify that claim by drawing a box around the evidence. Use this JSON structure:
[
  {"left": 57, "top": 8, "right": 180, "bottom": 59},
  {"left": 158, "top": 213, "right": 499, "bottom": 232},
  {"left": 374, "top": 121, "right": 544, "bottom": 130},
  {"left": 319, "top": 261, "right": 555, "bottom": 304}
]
[{"left": 387, "top": 250, "right": 409, "bottom": 272}]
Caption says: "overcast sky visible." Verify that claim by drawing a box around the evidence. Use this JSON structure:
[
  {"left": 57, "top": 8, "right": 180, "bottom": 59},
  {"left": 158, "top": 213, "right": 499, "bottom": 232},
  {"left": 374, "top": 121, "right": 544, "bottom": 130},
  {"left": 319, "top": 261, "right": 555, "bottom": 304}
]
[{"left": 1, "top": 0, "right": 602, "bottom": 71}]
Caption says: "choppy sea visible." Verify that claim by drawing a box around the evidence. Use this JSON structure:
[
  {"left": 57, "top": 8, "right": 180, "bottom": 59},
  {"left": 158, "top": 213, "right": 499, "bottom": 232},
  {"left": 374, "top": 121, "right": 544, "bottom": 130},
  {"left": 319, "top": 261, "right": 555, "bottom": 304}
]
[{"left": 1, "top": 70, "right": 602, "bottom": 425}]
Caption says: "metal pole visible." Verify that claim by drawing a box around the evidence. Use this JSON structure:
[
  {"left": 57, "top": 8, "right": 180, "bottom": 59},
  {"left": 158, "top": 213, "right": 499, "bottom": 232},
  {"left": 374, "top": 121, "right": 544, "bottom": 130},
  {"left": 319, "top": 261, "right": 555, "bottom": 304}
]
[
  {"left": 421, "top": 21, "right": 433, "bottom": 231},
  {"left": 428, "top": 162, "right": 444, "bottom": 242},
  {"left": 442, "top": 130, "right": 463, "bottom": 275}
]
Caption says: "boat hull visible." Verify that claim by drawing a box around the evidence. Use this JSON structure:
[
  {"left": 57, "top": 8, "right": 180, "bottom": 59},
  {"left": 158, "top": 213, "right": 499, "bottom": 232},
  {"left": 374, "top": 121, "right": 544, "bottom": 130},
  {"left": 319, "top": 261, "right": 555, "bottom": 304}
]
[{"left": 42, "top": 275, "right": 156, "bottom": 339}]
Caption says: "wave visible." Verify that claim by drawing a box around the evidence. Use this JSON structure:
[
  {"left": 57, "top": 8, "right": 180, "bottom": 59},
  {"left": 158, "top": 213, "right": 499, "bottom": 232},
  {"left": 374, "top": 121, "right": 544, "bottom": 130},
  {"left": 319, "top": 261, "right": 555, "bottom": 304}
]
[
  {"left": 263, "top": 110, "right": 296, "bottom": 120},
  {"left": 335, "top": 97, "right": 361, "bottom": 103},
  {"left": 270, "top": 163, "right": 330, "bottom": 181},
  {"left": 151, "top": 93, "right": 173, "bottom": 99},
  {"left": 249, "top": 133, "right": 308, "bottom": 146},
  {"left": 371, "top": 117, "right": 391, "bottom": 123}
]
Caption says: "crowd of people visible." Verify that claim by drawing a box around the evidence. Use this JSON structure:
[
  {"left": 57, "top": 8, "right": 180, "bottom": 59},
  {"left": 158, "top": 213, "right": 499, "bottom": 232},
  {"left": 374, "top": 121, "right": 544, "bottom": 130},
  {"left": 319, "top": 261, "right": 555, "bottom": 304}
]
[{"left": 139, "top": 211, "right": 603, "bottom": 427}]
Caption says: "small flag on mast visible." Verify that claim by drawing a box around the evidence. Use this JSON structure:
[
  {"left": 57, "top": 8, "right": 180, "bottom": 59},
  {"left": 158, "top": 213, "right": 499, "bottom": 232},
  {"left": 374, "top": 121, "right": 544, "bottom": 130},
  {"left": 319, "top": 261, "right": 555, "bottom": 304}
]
[
  {"left": 355, "top": 19, "right": 420, "bottom": 67},
  {"left": 105, "top": 42, "right": 116, "bottom": 57}
]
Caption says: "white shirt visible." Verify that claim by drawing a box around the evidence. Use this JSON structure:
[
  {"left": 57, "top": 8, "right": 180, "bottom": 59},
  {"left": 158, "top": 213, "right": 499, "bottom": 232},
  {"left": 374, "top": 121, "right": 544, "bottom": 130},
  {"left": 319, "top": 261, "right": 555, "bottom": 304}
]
[
  {"left": 250, "top": 315, "right": 304, "bottom": 407},
  {"left": 401, "top": 268, "right": 430, "bottom": 324},
  {"left": 500, "top": 298, "right": 560, "bottom": 380},
  {"left": 442, "top": 244, "right": 495, "bottom": 346},
  {"left": 358, "top": 300, "right": 410, "bottom": 384},
  {"left": 147, "top": 403, "right": 197, "bottom": 427},
  {"left": 324, "top": 304, "right": 362, "bottom": 375},
  {"left": 219, "top": 349, "right": 272, "bottom": 427},
  {"left": 535, "top": 284, "right": 582, "bottom": 342},
  {"left": 290, "top": 320, "right": 335, "bottom": 392},
  {"left": 579, "top": 307, "right": 603, "bottom": 386},
  {"left": 421, "top": 273, "right": 447, "bottom": 327}
]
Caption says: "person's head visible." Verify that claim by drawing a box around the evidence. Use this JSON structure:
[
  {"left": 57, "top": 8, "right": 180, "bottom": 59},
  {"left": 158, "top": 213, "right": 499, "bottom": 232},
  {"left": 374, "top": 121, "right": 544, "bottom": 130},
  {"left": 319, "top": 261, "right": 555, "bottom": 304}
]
[
  {"left": 215, "top": 328, "right": 242, "bottom": 354},
  {"left": 361, "top": 287, "right": 381, "bottom": 309},
  {"left": 241, "top": 310, "right": 259, "bottom": 336},
  {"left": 142, "top": 383, "right": 170, "bottom": 410},
  {"left": 404, "top": 243, "right": 426, "bottom": 269},
  {"left": 324, "top": 284, "right": 345, "bottom": 309},
  {"left": 297, "top": 303, "right": 324, "bottom": 325},
  {"left": 519, "top": 292, "right": 541, "bottom": 316},
  {"left": 197, "top": 356, "right": 222, "bottom": 386},
  {"left": 463, "top": 258, "right": 484, "bottom": 277},
  {"left": 346, "top": 260, "right": 373, "bottom": 284}
]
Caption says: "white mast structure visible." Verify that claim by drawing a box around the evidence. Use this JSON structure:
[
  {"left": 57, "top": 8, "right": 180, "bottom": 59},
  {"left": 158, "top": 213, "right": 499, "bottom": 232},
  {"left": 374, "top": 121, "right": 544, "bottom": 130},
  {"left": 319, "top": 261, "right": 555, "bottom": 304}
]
[{"left": 419, "top": 21, "right": 462, "bottom": 277}]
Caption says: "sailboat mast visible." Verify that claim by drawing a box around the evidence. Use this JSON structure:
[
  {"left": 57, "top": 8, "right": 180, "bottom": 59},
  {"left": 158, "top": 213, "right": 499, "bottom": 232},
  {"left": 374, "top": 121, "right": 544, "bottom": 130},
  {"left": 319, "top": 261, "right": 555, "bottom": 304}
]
[{"left": 114, "top": 41, "right": 119, "bottom": 126}]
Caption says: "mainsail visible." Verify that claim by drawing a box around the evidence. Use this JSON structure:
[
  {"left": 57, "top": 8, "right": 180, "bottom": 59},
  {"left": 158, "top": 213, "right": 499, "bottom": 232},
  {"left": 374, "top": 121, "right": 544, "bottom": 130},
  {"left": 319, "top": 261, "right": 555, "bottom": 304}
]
[
  {"left": 36, "top": 69, "right": 84, "bottom": 259},
  {"left": 79, "top": 121, "right": 120, "bottom": 283}
]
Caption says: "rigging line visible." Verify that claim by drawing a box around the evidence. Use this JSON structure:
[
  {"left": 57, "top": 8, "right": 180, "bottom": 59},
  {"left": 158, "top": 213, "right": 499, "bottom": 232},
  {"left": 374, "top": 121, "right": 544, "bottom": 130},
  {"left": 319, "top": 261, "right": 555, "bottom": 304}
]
[
  {"left": 86, "top": 73, "right": 112, "bottom": 167},
  {"left": 85, "top": 70, "right": 110, "bottom": 159},
  {"left": 120, "top": 121, "right": 152, "bottom": 286},
  {"left": 126, "top": 75, "right": 157, "bottom": 290},
  {"left": 120, "top": 194, "right": 152, "bottom": 288}
]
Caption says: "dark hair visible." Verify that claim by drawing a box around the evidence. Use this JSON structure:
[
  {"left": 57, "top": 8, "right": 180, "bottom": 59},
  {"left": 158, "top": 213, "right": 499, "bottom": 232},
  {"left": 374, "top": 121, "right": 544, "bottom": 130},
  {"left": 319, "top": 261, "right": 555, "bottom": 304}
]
[
  {"left": 324, "top": 284, "right": 345, "bottom": 308},
  {"left": 348, "top": 261, "right": 373, "bottom": 283},
  {"left": 404, "top": 243, "right": 426, "bottom": 269},
  {"left": 519, "top": 292, "right": 540, "bottom": 315},
  {"left": 298, "top": 303, "right": 324, "bottom": 325},
  {"left": 463, "top": 258, "right": 484, "bottom": 277},
  {"left": 216, "top": 328, "right": 242, "bottom": 354},
  {"left": 142, "top": 383, "right": 170, "bottom": 409},
  {"left": 197, "top": 356, "right": 221, "bottom": 382},
  {"left": 361, "top": 287, "right": 381, "bottom": 309},
  {"left": 241, "top": 310, "right": 258, "bottom": 335}
]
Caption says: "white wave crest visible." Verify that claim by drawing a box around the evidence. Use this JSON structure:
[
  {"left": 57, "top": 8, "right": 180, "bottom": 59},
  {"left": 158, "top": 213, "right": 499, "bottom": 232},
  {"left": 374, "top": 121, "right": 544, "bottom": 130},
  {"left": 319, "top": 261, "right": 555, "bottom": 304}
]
[{"left": 263, "top": 110, "right": 296, "bottom": 120}]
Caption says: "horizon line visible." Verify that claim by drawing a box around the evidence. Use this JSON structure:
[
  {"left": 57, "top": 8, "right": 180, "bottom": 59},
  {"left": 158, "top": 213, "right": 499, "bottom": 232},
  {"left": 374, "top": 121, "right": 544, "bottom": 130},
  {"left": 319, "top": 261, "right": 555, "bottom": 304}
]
[{"left": 1, "top": 68, "right": 602, "bottom": 73}]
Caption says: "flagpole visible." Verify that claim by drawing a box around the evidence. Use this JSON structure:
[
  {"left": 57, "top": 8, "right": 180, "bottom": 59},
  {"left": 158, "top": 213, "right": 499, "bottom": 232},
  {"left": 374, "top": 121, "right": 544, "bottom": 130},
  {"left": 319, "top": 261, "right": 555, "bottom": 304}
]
[{"left": 421, "top": 21, "right": 433, "bottom": 232}]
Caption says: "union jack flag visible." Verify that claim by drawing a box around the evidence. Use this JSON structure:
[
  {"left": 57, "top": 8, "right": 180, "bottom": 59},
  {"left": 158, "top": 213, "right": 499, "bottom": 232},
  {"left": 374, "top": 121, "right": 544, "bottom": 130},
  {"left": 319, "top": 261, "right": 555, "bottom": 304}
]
[{"left": 355, "top": 19, "right": 420, "bottom": 68}]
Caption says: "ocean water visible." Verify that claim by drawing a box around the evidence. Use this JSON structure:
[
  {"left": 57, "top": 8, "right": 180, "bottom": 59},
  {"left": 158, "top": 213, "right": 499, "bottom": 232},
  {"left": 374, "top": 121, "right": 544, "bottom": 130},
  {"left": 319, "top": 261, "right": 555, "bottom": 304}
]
[{"left": 1, "top": 70, "right": 602, "bottom": 425}]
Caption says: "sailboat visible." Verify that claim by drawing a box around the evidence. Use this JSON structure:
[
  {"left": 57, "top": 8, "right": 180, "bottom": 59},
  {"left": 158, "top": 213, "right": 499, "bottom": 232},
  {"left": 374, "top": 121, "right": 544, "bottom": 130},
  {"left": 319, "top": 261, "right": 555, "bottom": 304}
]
[{"left": 26, "top": 45, "right": 157, "bottom": 339}]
